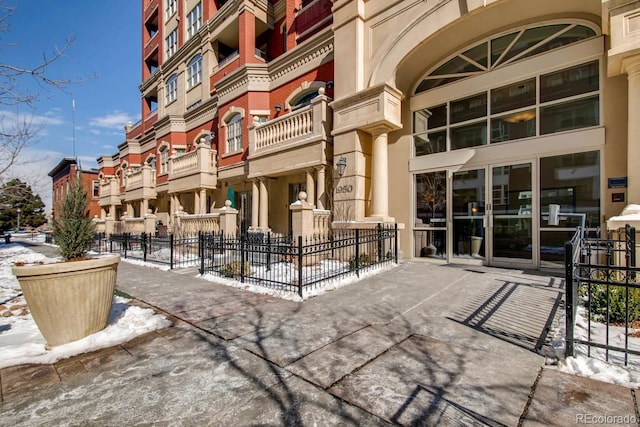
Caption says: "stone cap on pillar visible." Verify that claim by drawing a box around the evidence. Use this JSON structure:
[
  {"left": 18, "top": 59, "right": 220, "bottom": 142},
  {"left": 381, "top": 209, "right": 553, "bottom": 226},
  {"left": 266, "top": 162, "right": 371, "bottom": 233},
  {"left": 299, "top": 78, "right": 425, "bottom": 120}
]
[
  {"left": 607, "top": 204, "right": 640, "bottom": 230},
  {"left": 290, "top": 191, "right": 315, "bottom": 210}
]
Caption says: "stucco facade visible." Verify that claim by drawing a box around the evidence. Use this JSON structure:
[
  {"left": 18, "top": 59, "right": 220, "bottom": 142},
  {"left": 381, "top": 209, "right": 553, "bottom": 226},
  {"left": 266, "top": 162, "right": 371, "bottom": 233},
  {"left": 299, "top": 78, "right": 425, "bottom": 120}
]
[
  {"left": 330, "top": 0, "right": 640, "bottom": 269},
  {"left": 95, "top": 0, "right": 640, "bottom": 270}
]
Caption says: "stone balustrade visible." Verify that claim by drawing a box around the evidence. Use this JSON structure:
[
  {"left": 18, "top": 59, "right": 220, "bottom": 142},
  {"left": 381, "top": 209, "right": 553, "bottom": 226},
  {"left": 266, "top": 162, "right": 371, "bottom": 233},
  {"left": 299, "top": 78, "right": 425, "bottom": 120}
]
[
  {"left": 126, "top": 165, "right": 156, "bottom": 191},
  {"left": 313, "top": 209, "right": 332, "bottom": 239},
  {"left": 172, "top": 201, "right": 237, "bottom": 237},
  {"left": 250, "top": 90, "right": 331, "bottom": 157},
  {"left": 169, "top": 143, "right": 217, "bottom": 180}
]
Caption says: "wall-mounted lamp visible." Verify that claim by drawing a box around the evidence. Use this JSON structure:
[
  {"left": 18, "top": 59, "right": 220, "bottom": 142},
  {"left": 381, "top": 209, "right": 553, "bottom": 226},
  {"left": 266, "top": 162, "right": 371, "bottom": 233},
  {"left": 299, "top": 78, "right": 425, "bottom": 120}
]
[
  {"left": 274, "top": 104, "right": 282, "bottom": 112},
  {"left": 336, "top": 156, "right": 347, "bottom": 177},
  {"left": 326, "top": 81, "right": 334, "bottom": 89}
]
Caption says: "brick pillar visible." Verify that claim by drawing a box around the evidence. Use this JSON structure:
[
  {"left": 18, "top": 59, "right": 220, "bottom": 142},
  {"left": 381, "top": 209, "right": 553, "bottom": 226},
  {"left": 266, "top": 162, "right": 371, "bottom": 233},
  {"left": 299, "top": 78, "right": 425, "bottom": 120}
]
[{"left": 239, "top": 8, "right": 256, "bottom": 64}]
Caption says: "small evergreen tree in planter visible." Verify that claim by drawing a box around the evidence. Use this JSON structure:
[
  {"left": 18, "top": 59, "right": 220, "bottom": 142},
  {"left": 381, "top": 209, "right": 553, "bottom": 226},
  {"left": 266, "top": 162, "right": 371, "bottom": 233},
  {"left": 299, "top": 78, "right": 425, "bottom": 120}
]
[
  {"left": 53, "top": 179, "right": 96, "bottom": 260},
  {"left": 12, "top": 177, "right": 120, "bottom": 348}
]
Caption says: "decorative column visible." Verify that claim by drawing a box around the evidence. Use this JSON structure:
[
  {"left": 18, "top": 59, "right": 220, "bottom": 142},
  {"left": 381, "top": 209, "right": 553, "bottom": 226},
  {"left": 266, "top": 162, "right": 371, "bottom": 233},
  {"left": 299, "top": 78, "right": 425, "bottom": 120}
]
[
  {"left": 141, "top": 199, "right": 149, "bottom": 217},
  {"left": 200, "top": 188, "right": 207, "bottom": 214},
  {"left": 316, "top": 166, "right": 326, "bottom": 210},
  {"left": 251, "top": 180, "right": 259, "bottom": 230},
  {"left": 305, "top": 170, "right": 315, "bottom": 207},
  {"left": 259, "top": 178, "right": 269, "bottom": 230},
  {"left": 370, "top": 131, "right": 393, "bottom": 221},
  {"left": 625, "top": 57, "right": 640, "bottom": 202},
  {"left": 194, "top": 190, "right": 200, "bottom": 214}
]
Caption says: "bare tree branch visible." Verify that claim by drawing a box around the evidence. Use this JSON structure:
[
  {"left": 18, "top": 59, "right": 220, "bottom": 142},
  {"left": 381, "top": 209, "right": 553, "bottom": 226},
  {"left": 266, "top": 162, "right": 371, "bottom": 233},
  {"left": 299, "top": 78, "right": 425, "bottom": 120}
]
[{"left": 0, "top": 0, "right": 93, "bottom": 180}]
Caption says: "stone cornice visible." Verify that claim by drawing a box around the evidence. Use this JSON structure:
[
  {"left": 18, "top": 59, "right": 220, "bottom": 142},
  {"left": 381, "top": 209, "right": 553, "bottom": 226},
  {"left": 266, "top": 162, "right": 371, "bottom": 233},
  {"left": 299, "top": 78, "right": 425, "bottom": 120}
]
[
  {"left": 216, "top": 64, "right": 271, "bottom": 105},
  {"left": 184, "top": 96, "right": 219, "bottom": 130},
  {"left": 117, "top": 139, "right": 142, "bottom": 156},
  {"left": 155, "top": 114, "right": 187, "bottom": 138},
  {"left": 140, "top": 131, "right": 158, "bottom": 153}
]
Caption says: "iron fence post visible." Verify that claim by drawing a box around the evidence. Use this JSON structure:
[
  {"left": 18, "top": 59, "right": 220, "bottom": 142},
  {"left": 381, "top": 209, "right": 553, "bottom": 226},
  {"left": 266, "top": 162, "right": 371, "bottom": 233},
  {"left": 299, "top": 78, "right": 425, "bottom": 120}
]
[
  {"left": 124, "top": 233, "right": 129, "bottom": 259},
  {"left": 170, "top": 234, "right": 174, "bottom": 270},
  {"left": 199, "top": 231, "right": 204, "bottom": 275},
  {"left": 298, "top": 235, "right": 303, "bottom": 298},
  {"left": 141, "top": 232, "right": 147, "bottom": 262},
  {"left": 394, "top": 223, "right": 398, "bottom": 263},
  {"left": 565, "top": 239, "right": 575, "bottom": 358},
  {"left": 355, "top": 228, "right": 360, "bottom": 278},
  {"left": 267, "top": 232, "right": 271, "bottom": 272},
  {"left": 377, "top": 224, "right": 382, "bottom": 262},
  {"left": 240, "top": 233, "right": 246, "bottom": 283}
]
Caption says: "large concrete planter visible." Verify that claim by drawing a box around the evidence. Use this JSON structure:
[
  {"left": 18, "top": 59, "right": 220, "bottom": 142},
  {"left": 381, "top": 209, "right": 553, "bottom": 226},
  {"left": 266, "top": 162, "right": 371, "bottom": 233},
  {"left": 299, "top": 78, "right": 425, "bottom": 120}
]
[{"left": 12, "top": 255, "right": 120, "bottom": 348}]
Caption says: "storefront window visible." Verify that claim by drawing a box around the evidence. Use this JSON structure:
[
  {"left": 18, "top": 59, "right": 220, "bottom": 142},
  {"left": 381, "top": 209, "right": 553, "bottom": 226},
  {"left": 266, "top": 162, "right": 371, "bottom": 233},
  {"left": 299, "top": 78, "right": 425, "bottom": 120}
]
[
  {"left": 540, "top": 61, "right": 599, "bottom": 103},
  {"left": 540, "top": 151, "right": 600, "bottom": 228},
  {"left": 451, "top": 122, "right": 487, "bottom": 150},
  {"left": 540, "top": 96, "right": 599, "bottom": 135},
  {"left": 491, "top": 78, "right": 536, "bottom": 115},
  {"left": 416, "top": 171, "right": 447, "bottom": 225}
]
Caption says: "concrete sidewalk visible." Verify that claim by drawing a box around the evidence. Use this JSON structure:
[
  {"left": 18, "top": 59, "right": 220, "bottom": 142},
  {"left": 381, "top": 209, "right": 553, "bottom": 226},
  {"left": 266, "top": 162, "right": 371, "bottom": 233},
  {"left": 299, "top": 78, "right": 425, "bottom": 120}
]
[{"left": 1, "top": 241, "right": 638, "bottom": 425}]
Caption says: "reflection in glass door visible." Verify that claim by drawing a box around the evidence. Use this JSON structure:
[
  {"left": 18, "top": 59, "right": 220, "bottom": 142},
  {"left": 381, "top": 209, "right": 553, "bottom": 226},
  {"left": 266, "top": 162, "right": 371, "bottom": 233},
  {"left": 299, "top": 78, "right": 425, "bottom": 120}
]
[
  {"left": 414, "top": 171, "right": 447, "bottom": 258},
  {"left": 453, "top": 169, "right": 485, "bottom": 259},
  {"left": 491, "top": 163, "right": 533, "bottom": 262}
]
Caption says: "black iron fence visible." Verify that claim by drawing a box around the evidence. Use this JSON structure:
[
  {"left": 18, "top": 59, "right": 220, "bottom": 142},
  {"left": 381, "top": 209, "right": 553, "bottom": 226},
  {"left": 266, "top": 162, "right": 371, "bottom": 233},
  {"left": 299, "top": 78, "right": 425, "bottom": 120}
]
[
  {"left": 95, "top": 233, "right": 201, "bottom": 269},
  {"left": 200, "top": 224, "right": 398, "bottom": 297},
  {"left": 565, "top": 224, "right": 639, "bottom": 365},
  {"left": 90, "top": 225, "right": 398, "bottom": 297}
]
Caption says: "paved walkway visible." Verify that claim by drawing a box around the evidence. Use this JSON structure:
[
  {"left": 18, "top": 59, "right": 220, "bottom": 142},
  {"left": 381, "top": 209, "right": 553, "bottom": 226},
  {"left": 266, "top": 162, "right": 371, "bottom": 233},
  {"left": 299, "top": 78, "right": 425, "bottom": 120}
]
[{"left": 1, "top": 240, "right": 638, "bottom": 426}]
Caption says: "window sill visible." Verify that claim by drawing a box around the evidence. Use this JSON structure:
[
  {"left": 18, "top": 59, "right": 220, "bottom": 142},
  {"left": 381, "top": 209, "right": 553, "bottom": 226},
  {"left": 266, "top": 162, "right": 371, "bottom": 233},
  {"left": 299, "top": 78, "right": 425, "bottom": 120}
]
[
  {"left": 221, "top": 149, "right": 243, "bottom": 159},
  {"left": 186, "top": 82, "right": 201, "bottom": 93}
]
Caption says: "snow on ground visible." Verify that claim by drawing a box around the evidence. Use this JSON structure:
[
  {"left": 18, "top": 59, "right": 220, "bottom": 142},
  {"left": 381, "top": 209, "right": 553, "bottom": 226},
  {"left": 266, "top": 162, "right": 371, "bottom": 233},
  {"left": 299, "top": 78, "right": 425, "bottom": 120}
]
[
  {"left": 0, "top": 242, "right": 171, "bottom": 370},
  {"left": 556, "top": 306, "right": 640, "bottom": 388},
  {"left": 200, "top": 262, "right": 396, "bottom": 302}
]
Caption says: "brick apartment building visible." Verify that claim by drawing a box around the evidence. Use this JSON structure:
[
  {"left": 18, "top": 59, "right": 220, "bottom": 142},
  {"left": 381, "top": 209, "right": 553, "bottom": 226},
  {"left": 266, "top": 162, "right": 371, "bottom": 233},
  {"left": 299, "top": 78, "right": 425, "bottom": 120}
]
[
  {"left": 48, "top": 158, "right": 101, "bottom": 222},
  {"left": 96, "top": 0, "right": 640, "bottom": 271}
]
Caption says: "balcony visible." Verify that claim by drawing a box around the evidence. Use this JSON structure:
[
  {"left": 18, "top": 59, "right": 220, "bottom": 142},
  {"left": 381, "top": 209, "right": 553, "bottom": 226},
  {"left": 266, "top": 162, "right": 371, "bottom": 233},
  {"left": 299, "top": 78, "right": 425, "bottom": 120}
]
[
  {"left": 248, "top": 91, "right": 332, "bottom": 176},
  {"left": 99, "top": 177, "right": 122, "bottom": 208},
  {"left": 124, "top": 165, "right": 157, "bottom": 202},
  {"left": 168, "top": 142, "right": 218, "bottom": 193}
]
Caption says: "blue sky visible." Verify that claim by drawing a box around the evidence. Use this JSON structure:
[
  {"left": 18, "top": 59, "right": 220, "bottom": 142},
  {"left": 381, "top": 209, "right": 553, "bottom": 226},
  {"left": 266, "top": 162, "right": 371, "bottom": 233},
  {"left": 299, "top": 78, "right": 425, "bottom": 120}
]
[{"left": 2, "top": 0, "right": 141, "bottom": 211}]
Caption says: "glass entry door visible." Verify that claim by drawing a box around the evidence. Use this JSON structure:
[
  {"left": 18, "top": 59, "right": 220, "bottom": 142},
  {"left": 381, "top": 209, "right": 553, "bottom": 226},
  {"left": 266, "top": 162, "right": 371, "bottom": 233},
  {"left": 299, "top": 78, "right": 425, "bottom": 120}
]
[
  {"left": 490, "top": 163, "right": 535, "bottom": 266},
  {"left": 453, "top": 169, "right": 486, "bottom": 259}
]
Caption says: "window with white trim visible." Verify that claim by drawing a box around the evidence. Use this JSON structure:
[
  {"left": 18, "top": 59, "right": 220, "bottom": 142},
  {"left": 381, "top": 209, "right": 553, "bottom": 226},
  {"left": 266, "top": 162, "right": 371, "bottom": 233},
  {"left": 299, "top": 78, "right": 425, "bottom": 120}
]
[
  {"left": 226, "top": 114, "right": 242, "bottom": 153},
  {"left": 415, "top": 23, "right": 597, "bottom": 93},
  {"left": 165, "top": 74, "right": 178, "bottom": 104},
  {"left": 165, "top": 29, "right": 178, "bottom": 59},
  {"left": 166, "top": 0, "right": 177, "bottom": 18},
  {"left": 412, "top": 23, "right": 600, "bottom": 157},
  {"left": 187, "top": 2, "right": 203, "bottom": 40},
  {"left": 187, "top": 54, "right": 202, "bottom": 89},
  {"left": 159, "top": 146, "right": 169, "bottom": 174},
  {"left": 413, "top": 61, "right": 599, "bottom": 156}
]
